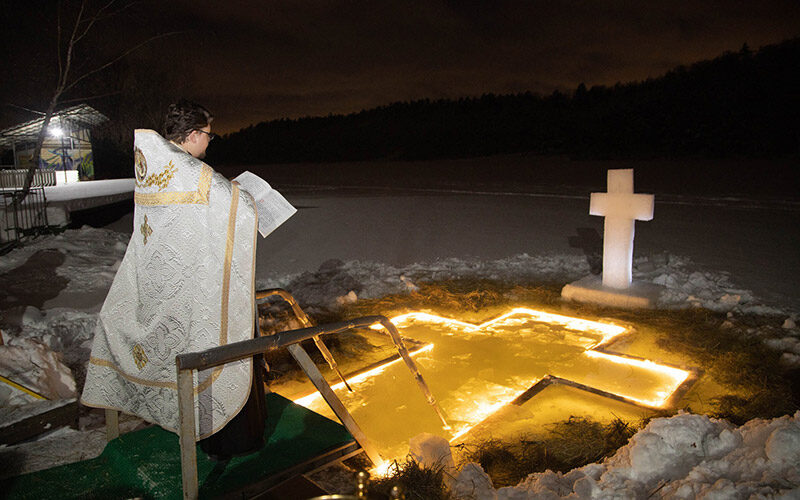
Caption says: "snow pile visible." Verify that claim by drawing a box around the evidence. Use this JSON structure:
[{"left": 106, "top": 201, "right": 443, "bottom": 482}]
[
  {"left": 642, "top": 255, "right": 782, "bottom": 315},
  {"left": 2, "top": 226, "right": 792, "bottom": 320},
  {"left": 260, "top": 251, "right": 791, "bottom": 317},
  {"left": 0, "top": 338, "right": 76, "bottom": 407},
  {"left": 260, "top": 254, "right": 590, "bottom": 310},
  {"left": 452, "top": 411, "right": 800, "bottom": 499},
  {"left": 6, "top": 307, "right": 99, "bottom": 384},
  {"left": 2, "top": 225, "right": 796, "bottom": 397},
  {"left": 2, "top": 225, "right": 797, "bottom": 389},
  {"left": 765, "top": 335, "right": 800, "bottom": 368},
  {"left": 263, "top": 253, "right": 800, "bottom": 366},
  {"left": 409, "top": 432, "right": 457, "bottom": 483},
  {"left": 453, "top": 463, "right": 497, "bottom": 499}
]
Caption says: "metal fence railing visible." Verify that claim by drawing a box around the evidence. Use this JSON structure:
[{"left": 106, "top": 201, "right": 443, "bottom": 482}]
[
  {"left": 0, "top": 169, "right": 57, "bottom": 189},
  {"left": 0, "top": 187, "right": 51, "bottom": 247}
]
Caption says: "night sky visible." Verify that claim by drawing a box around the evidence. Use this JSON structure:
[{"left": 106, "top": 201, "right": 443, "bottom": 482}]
[{"left": 2, "top": 1, "right": 799, "bottom": 134}]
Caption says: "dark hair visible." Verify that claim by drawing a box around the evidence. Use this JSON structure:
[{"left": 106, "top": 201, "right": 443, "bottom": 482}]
[{"left": 163, "top": 99, "right": 214, "bottom": 143}]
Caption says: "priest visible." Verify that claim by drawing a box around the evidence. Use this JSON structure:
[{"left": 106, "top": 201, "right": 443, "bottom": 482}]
[{"left": 82, "top": 100, "right": 266, "bottom": 459}]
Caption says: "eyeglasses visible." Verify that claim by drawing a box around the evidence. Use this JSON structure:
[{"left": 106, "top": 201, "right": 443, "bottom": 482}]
[{"left": 195, "top": 129, "right": 218, "bottom": 141}]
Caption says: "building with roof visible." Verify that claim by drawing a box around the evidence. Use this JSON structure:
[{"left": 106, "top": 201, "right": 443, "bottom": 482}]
[{"left": 0, "top": 104, "right": 108, "bottom": 186}]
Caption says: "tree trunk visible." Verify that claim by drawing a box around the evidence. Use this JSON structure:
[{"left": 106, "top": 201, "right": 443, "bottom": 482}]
[{"left": 14, "top": 96, "right": 59, "bottom": 209}]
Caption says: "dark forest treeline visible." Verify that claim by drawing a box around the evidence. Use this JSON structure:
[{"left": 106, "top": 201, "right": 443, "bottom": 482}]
[{"left": 209, "top": 38, "right": 800, "bottom": 165}]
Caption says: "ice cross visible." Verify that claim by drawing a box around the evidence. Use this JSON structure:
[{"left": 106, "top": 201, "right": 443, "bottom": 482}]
[{"left": 590, "top": 169, "right": 653, "bottom": 289}]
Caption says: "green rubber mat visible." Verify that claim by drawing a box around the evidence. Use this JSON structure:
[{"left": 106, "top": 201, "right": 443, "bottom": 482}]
[{"left": 1, "top": 393, "right": 356, "bottom": 499}]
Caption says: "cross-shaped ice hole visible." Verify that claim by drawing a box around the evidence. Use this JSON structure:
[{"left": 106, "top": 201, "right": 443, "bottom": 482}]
[{"left": 292, "top": 308, "right": 691, "bottom": 461}]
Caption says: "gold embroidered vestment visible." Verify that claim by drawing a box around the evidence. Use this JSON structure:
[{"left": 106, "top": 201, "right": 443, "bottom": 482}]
[{"left": 81, "top": 129, "right": 258, "bottom": 439}]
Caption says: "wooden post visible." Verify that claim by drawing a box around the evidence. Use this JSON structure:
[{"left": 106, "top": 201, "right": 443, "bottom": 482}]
[
  {"left": 176, "top": 366, "right": 198, "bottom": 500},
  {"left": 105, "top": 409, "right": 119, "bottom": 441}
]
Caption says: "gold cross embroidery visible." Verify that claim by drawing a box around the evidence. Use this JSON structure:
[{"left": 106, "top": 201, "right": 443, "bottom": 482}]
[
  {"left": 132, "top": 344, "right": 148, "bottom": 370},
  {"left": 140, "top": 214, "right": 153, "bottom": 245}
]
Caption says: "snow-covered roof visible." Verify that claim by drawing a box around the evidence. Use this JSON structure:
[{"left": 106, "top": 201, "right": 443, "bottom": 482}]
[{"left": 0, "top": 104, "right": 108, "bottom": 149}]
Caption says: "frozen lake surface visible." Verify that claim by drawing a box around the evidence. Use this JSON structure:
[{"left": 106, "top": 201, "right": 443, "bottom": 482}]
[{"left": 107, "top": 186, "right": 800, "bottom": 310}]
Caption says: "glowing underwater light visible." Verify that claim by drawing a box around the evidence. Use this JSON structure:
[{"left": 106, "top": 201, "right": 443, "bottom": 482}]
[
  {"left": 584, "top": 350, "right": 690, "bottom": 407},
  {"left": 292, "top": 343, "right": 435, "bottom": 407},
  {"left": 380, "top": 307, "right": 627, "bottom": 347},
  {"left": 371, "top": 459, "right": 395, "bottom": 478},
  {"left": 446, "top": 383, "right": 540, "bottom": 442}
]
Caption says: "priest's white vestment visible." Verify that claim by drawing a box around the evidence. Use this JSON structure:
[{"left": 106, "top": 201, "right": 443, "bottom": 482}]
[{"left": 81, "top": 129, "right": 257, "bottom": 439}]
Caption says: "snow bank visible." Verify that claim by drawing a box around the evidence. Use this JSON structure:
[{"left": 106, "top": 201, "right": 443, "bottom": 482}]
[
  {"left": 264, "top": 254, "right": 589, "bottom": 311},
  {"left": 0, "top": 338, "right": 75, "bottom": 407},
  {"left": 453, "top": 411, "right": 800, "bottom": 499},
  {"left": 258, "top": 251, "right": 793, "bottom": 317},
  {"left": 6, "top": 307, "right": 99, "bottom": 386},
  {"left": 643, "top": 255, "right": 784, "bottom": 315}
]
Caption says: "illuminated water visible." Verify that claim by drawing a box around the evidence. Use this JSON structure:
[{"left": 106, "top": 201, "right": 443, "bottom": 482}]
[{"left": 279, "top": 309, "right": 690, "bottom": 461}]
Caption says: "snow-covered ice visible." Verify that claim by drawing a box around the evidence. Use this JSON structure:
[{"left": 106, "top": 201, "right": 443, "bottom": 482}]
[{"left": 1, "top": 187, "right": 798, "bottom": 494}]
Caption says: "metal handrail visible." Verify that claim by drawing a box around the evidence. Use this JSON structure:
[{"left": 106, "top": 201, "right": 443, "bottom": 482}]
[
  {"left": 176, "top": 316, "right": 386, "bottom": 499},
  {"left": 255, "top": 289, "right": 449, "bottom": 431},
  {"left": 176, "top": 316, "right": 385, "bottom": 371},
  {"left": 256, "top": 288, "right": 450, "bottom": 430},
  {"left": 175, "top": 290, "right": 449, "bottom": 499},
  {"left": 256, "top": 288, "right": 353, "bottom": 391}
]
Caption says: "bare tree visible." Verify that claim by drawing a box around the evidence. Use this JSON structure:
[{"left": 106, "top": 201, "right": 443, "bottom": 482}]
[{"left": 15, "top": 0, "right": 179, "bottom": 206}]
